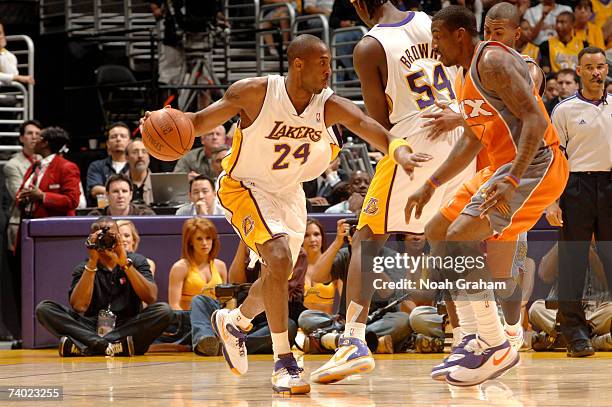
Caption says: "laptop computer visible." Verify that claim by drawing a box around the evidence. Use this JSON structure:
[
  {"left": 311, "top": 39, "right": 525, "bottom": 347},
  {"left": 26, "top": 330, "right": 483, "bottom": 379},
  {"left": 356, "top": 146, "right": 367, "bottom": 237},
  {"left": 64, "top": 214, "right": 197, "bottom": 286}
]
[{"left": 150, "top": 172, "right": 190, "bottom": 205}]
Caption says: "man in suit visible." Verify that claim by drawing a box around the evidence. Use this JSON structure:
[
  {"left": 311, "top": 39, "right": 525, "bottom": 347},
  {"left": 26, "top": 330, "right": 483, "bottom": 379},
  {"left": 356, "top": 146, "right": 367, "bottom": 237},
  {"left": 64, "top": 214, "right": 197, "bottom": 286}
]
[{"left": 3, "top": 120, "right": 42, "bottom": 206}]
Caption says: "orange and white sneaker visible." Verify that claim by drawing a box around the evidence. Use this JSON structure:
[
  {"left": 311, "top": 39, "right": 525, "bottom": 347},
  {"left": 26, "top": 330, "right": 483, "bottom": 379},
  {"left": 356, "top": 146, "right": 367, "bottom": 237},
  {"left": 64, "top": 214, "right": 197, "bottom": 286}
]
[
  {"left": 310, "top": 336, "right": 375, "bottom": 384},
  {"left": 211, "top": 309, "right": 248, "bottom": 376},
  {"left": 271, "top": 354, "right": 310, "bottom": 395},
  {"left": 445, "top": 339, "right": 519, "bottom": 387}
]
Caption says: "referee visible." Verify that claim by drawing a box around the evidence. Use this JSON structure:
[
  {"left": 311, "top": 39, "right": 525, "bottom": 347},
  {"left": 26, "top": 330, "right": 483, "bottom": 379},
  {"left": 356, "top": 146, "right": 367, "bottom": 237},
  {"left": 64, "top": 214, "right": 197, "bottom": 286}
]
[{"left": 549, "top": 47, "right": 612, "bottom": 357}]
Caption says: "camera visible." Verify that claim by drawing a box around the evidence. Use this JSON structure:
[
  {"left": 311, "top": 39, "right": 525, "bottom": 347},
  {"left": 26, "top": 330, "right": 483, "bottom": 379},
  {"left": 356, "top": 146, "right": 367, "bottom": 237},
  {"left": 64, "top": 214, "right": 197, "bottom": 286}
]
[{"left": 85, "top": 226, "right": 117, "bottom": 251}]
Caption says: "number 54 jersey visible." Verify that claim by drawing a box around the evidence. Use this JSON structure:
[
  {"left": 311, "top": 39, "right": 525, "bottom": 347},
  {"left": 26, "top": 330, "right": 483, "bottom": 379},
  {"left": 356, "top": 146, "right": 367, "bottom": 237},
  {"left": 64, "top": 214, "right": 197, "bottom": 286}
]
[
  {"left": 365, "top": 11, "right": 459, "bottom": 130},
  {"left": 221, "top": 75, "right": 341, "bottom": 193},
  {"left": 357, "top": 11, "right": 475, "bottom": 234}
]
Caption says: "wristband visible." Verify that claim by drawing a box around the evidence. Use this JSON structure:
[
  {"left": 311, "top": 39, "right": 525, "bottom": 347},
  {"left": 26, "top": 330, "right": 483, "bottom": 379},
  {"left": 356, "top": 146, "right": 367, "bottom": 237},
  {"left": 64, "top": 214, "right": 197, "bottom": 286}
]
[
  {"left": 84, "top": 264, "right": 97, "bottom": 273},
  {"left": 388, "top": 138, "right": 412, "bottom": 163},
  {"left": 120, "top": 258, "right": 134, "bottom": 272},
  {"left": 504, "top": 174, "right": 520, "bottom": 188},
  {"left": 427, "top": 176, "right": 442, "bottom": 189}
]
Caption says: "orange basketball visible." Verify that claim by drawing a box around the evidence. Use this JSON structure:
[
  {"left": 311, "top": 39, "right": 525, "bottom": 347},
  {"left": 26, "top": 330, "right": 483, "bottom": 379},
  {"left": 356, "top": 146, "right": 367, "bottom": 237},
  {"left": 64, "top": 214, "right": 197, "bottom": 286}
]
[{"left": 142, "top": 108, "right": 195, "bottom": 161}]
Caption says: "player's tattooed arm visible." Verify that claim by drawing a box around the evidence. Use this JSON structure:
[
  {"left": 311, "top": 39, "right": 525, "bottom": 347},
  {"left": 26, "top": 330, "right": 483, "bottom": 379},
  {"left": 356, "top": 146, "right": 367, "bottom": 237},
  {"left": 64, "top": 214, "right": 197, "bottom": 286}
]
[
  {"left": 478, "top": 48, "right": 547, "bottom": 180},
  {"left": 527, "top": 61, "right": 544, "bottom": 96},
  {"left": 187, "top": 77, "right": 267, "bottom": 135}
]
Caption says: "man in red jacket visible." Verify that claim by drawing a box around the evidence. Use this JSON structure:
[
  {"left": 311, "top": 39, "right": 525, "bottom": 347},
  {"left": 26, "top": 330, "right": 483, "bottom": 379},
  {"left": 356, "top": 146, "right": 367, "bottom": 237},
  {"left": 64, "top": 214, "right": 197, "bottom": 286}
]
[{"left": 14, "top": 126, "right": 80, "bottom": 223}]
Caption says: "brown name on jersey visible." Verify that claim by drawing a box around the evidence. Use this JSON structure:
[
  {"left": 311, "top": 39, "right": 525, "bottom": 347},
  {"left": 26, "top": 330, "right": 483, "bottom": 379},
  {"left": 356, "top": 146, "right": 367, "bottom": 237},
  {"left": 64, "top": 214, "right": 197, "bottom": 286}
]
[{"left": 400, "top": 42, "right": 439, "bottom": 69}]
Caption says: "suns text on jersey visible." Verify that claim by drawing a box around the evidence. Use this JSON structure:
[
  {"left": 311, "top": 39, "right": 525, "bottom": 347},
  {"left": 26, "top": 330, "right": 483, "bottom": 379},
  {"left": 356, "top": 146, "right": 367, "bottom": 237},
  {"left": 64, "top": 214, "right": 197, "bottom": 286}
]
[
  {"left": 266, "top": 121, "right": 322, "bottom": 141},
  {"left": 400, "top": 42, "right": 438, "bottom": 69}
]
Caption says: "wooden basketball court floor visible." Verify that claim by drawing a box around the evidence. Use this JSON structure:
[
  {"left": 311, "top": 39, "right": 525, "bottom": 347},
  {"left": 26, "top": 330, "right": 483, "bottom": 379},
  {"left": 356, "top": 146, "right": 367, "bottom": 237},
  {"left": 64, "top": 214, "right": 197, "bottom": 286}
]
[{"left": 1, "top": 350, "right": 611, "bottom": 406}]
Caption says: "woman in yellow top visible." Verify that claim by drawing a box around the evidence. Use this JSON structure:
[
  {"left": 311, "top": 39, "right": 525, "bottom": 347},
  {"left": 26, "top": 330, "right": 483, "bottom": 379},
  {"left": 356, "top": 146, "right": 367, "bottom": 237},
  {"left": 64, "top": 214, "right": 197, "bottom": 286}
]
[
  {"left": 168, "top": 218, "right": 228, "bottom": 355},
  {"left": 302, "top": 218, "right": 343, "bottom": 314}
]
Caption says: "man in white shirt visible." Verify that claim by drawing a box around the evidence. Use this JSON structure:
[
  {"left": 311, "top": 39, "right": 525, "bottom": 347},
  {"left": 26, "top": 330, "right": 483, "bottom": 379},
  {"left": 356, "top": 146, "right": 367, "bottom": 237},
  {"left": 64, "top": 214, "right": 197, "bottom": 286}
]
[
  {"left": 3, "top": 120, "right": 41, "bottom": 202},
  {"left": 523, "top": 0, "right": 572, "bottom": 45},
  {"left": 175, "top": 175, "right": 224, "bottom": 216},
  {"left": 549, "top": 47, "right": 612, "bottom": 358}
]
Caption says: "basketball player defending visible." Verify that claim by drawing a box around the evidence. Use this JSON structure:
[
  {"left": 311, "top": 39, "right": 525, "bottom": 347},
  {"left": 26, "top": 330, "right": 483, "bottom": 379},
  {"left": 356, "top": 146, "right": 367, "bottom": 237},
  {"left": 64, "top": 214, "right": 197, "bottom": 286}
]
[
  {"left": 405, "top": 6, "right": 568, "bottom": 386},
  {"left": 142, "top": 35, "right": 431, "bottom": 395},
  {"left": 423, "top": 2, "right": 547, "bottom": 357},
  {"left": 311, "top": 0, "right": 474, "bottom": 384}
]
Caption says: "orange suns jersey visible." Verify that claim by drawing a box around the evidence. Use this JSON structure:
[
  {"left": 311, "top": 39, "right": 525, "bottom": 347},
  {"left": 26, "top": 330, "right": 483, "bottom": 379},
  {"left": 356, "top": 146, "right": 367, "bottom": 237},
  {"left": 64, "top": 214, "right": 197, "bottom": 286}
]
[{"left": 457, "top": 41, "right": 560, "bottom": 171}]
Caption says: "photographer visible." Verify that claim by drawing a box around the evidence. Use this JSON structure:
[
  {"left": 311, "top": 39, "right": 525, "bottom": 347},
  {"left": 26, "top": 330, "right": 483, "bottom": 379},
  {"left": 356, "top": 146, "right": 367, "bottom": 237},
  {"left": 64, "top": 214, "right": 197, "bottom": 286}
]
[
  {"left": 35, "top": 217, "right": 173, "bottom": 356},
  {"left": 298, "top": 219, "right": 412, "bottom": 354}
]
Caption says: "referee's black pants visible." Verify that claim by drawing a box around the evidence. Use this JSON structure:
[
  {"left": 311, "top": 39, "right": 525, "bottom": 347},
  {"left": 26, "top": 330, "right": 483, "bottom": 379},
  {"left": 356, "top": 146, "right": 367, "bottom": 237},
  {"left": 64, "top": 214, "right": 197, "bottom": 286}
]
[
  {"left": 558, "top": 172, "right": 612, "bottom": 343},
  {"left": 35, "top": 301, "right": 173, "bottom": 355}
]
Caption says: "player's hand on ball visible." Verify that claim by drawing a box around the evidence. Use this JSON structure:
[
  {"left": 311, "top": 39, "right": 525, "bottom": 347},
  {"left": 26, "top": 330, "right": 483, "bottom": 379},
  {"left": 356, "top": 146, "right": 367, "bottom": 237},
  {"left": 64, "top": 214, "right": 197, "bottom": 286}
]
[
  {"left": 404, "top": 183, "right": 435, "bottom": 224},
  {"left": 545, "top": 201, "right": 563, "bottom": 227},
  {"left": 422, "top": 101, "right": 463, "bottom": 140},
  {"left": 394, "top": 146, "right": 432, "bottom": 180}
]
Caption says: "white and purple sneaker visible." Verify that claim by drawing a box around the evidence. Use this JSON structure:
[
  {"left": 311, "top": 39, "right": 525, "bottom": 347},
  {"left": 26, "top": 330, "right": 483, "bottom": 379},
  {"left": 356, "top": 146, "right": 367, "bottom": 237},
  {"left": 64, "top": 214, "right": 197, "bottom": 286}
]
[
  {"left": 211, "top": 309, "right": 248, "bottom": 376},
  {"left": 271, "top": 353, "right": 310, "bottom": 395},
  {"left": 445, "top": 339, "right": 520, "bottom": 387},
  {"left": 431, "top": 333, "right": 477, "bottom": 381},
  {"left": 310, "top": 336, "right": 375, "bottom": 384}
]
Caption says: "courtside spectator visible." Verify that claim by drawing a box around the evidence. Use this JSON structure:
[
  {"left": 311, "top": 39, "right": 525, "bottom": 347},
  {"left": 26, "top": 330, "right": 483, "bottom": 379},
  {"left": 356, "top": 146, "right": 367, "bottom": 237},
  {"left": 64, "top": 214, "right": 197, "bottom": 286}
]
[
  {"left": 325, "top": 170, "right": 371, "bottom": 214},
  {"left": 175, "top": 175, "right": 224, "bottom": 216},
  {"left": 173, "top": 125, "right": 226, "bottom": 179},
  {"left": 539, "top": 12, "right": 588, "bottom": 74},
  {"left": 88, "top": 174, "right": 155, "bottom": 217},
  {"left": 3, "top": 120, "right": 41, "bottom": 203},
  {"left": 574, "top": 0, "right": 606, "bottom": 49},
  {"left": 125, "top": 139, "right": 153, "bottom": 206},
  {"left": 545, "top": 68, "right": 578, "bottom": 113},
  {"left": 523, "top": 0, "right": 572, "bottom": 45}
]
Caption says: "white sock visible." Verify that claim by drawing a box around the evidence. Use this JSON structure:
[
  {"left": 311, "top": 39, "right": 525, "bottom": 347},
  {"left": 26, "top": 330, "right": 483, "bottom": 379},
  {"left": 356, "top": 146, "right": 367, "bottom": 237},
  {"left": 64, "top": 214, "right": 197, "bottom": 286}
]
[
  {"left": 343, "top": 322, "right": 366, "bottom": 342},
  {"left": 453, "top": 291, "right": 477, "bottom": 337},
  {"left": 271, "top": 331, "right": 291, "bottom": 361},
  {"left": 468, "top": 290, "right": 506, "bottom": 347},
  {"left": 504, "top": 317, "right": 522, "bottom": 336},
  {"left": 452, "top": 326, "right": 463, "bottom": 345},
  {"left": 229, "top": 307, "right": 252, "bottom": 331}
]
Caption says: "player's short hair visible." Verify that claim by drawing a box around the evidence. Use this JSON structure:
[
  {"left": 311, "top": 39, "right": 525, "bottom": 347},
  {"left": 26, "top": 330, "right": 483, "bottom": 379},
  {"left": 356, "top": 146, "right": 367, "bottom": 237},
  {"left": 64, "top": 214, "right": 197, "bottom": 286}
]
[
  {"left": 486, "top": 2, "right": 521, "bottom": 27},
  {"left": 432, "top": 6, "right": 479, "bottom": 37},
  {"left": 107, "top": 122, "right": 131, "bottom": 139},
  {"left": 557, "top": 11, "right": 575, "bottom": 22},
  {"left": 105, "top": 173, "right": 133, "bottom": 192},
  {"left": 189, "top": 174, "right": 215, "bottom": 192},
  {"left": 19, "top": 119, "right": 42, "bottom": 137},
  {"left": 40, "top": 126, "right": 70, "bottom": 154},
  {"left": 574, "top": 0, "right": 592, "bottom": 11},
  {"left": 361, "top": 0, "right": 390, "bottom": 19},
  {"left": 287, "top": 34, "right": 328, "bottom": 64},
  {"left": 556, "top": 68, "right": 579, "bottom": 83},
  {"left": 578, "top": 46, "right": 606, "bottom": 63}
]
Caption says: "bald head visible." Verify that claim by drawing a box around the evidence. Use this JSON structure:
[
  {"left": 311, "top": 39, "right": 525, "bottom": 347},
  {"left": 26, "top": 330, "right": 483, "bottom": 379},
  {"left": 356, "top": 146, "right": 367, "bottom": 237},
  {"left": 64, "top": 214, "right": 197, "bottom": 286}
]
[
  {"left": 487, "top": 2, "right": 521, "bottom": 27},
  {"left": 287, "top": 34, "right": 328, "bottom": 64}
]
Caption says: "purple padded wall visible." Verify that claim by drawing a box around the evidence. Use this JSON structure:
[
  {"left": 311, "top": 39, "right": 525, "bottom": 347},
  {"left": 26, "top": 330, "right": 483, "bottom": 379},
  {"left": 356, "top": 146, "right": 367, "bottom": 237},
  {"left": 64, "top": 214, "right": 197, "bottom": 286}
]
[{"left": 21, "top": 214, "right": 346, "bottom": 348}]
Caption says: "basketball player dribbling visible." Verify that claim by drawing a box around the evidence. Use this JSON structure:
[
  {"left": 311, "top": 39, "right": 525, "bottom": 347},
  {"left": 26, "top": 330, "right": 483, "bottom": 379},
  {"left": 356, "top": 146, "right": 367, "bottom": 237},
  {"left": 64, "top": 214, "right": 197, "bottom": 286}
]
[
  {"left": 405, "top": 6, "right": 568, "bottom": 386},
  {"left": 142, "top": 34, "right": 432, "bottom": 395},
  {"left": 311, "top": 0, "right": 475, "bottom": 384}
]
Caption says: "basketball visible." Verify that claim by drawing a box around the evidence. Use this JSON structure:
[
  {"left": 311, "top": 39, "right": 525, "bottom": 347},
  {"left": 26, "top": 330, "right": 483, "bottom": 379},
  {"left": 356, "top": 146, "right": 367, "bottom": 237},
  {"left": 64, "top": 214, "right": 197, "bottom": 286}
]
[{"left": 142, "top": 108, "right": 195, "bottom": 161}]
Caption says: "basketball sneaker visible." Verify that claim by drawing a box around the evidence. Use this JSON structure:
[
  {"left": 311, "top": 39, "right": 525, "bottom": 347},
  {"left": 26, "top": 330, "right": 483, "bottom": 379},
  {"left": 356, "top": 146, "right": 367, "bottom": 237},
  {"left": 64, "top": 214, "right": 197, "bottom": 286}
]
[
  {"left": 431, "top": 333, "right": 477, "bottom": 381},
  {"left": 310, "top": 336, "right": 375, "bottom": 384},
  {"left": 211, "top": 309, "right": 248, "bottom": 376},
  {"left": 105, "top": 336, "right": 134, "bottom": 357},
  {"left": 445, "top": 339, "right": 519, "bottom": 387},
  {"left": 271, "top": 353, "right": 310, "bottom": 395},
  {"left": 59, "top": 336, "right": 82, "bottom": 357},
  {"left": 504, "top": 324, "right": 524, "bottom": 352}
]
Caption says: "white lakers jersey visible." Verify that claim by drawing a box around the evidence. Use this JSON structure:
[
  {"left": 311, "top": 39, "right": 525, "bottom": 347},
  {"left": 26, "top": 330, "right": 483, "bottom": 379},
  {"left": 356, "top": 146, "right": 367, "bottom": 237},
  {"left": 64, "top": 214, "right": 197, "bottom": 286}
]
[
  {"left": 222, "top": 75, "right": 340, "bottom": 192},
  {"left": 366, "top": 11, "right": 458, "bottom": 129}
]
